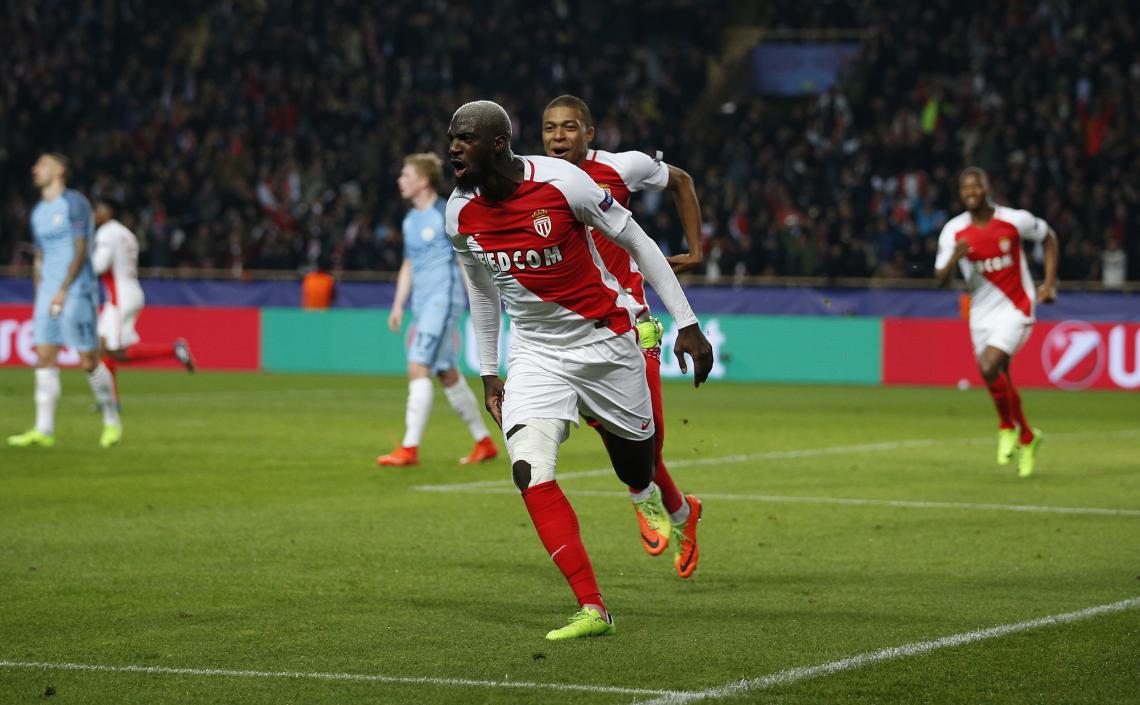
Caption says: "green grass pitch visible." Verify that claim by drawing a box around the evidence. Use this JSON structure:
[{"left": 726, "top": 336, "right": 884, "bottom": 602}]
[{"left": 1, "top": 368, "right": 1137, "bottom": 704}]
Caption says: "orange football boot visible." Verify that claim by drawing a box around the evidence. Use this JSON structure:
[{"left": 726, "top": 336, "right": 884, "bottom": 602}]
[
  {"left": 673, "top": 495, "right": 703, "bottom": 578},
  {"left": 459, "top": 436, "right": 498, "bottom": 465},
  {"left": 376, "top": 446, "right": 418, "bottom": 467}
]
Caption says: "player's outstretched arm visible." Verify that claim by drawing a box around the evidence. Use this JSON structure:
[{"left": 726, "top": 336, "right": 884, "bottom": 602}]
[
  {"left": 663, "top": 165, "right": 704, "bottom": 274},
  {"left": 607, "top": 216, "right": 713, "bottom": 386},
  {"left": 1037, "top": 227, "right": 1059, "bottom": 303}
]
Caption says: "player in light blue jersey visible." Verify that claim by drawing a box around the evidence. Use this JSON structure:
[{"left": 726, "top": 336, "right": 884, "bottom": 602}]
[
  {"left": 377, "top": 153, "right": 498, "bottom": 467},
  {"left": 7, "top": 153, "right": 123, "bottom": 449}
]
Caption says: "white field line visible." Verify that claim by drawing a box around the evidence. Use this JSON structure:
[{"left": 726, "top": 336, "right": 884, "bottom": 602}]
[
  {"left": 4, "top": 598, "right": 1135, "bottom": 702},
  {"left": 636, "top": 596, "right": 1140, "bottom": 705},
  {"left": 553, "top": 489, "right": 1140, "bottom": 517},
  {"left": 417, "top": 429, "right": 1140, "bottom": 493},
  {"left": 416, "top": 437, "right": 960, "bottom": 493},
  {"left": 0, "top": 660, "right": 689, "bottom": 699}
]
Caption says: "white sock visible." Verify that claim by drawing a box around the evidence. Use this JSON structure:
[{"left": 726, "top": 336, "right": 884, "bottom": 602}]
[
  {"left": 87, "top": 362, "right": 121, "bottom": 427},
  {"left": 34, "top": 367, "right": 61, "bottom": 436},
  {"left": 401, "top": 377, "right": 433, "bottom": 448},
  {"left": 629, "top": 483, "right": 658, "bottom": 503},
  {"left": 443, "top": 376, "right": 489, "bottom": 441},
  {"left": 670, "top": 497, "right": 692, "bottom": 526}
]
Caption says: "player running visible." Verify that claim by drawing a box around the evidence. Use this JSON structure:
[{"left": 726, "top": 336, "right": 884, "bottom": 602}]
[
  {"left": 377, "top": 153, "right": 498, "bottom": 467},
  {"left": 7, "top": 154, "right": 120, "bottom": 448},
  {"left": 445, "top": 100, "right": 713, "bottom": 640},
  {"left": 542, "top": 94, "right": 705, "bottom": 577},
  {"left": 935, "top": 167, "right": 1058, "bottom": 477},
  {"left": 93, "top": 195, "right": 195, "bottom": 390}
]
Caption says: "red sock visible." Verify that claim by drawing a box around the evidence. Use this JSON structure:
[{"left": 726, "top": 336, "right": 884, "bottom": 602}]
[
  {"left": 124, "top": 343, "right": 177, "bottom": 362},
  {"left": 101, "top": 355, "right": 120, "bottom": 403},
  {"left": 985, "top": 373, "right": 1015, "bottom": 429},
  {"left": 522, "top": 481, "right": 603, "bottom": 610},
  {"left": 1006, "top": 373, "right": 1034, "bottom": 444}
]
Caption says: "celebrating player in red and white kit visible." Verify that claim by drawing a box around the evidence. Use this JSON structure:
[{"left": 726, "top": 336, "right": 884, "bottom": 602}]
[
  {"left": 935, "top": 167, "right": 1058, "bottom": 477},
  {"left": 93, "top": 196, "right": 195, "bottom": 405},
  {"left": 445, "top": 100, "right": 713, "bottom": 640},
  {"left": 542, "top": 95, "right": 705, "bottom": 577}
]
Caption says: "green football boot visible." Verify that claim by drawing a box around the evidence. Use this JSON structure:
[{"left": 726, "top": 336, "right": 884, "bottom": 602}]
[
  {"left": 7, "top": 429, "right": 55, "bottom": 448},
  {"left": 1018, "top": 430, "right": 1042, "bottom": 478},
  {"left": 100, "top": 425, "right": 123, "bottom": 448},
  {"left": 545, "top": 607, "right": 615, "bottom": 641},
  {"left": 996, "top": 428, "right": 1018, "bottom": 465}
]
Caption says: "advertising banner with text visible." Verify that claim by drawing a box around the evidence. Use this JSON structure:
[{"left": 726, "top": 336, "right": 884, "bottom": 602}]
[
  {"left": 0, "top": 305, "right": 260, "bottom": 370},
  {"left": 882, "top": 318, "right": 1140, "bottom": 390}
]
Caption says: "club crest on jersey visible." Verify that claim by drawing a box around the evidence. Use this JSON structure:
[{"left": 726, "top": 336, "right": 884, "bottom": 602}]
[
  {"left": 999, "top": 238, "right": 1011, "bottom": 252},
  {"left": 532, "top": 209, "right": 552, "bottom": 238}
]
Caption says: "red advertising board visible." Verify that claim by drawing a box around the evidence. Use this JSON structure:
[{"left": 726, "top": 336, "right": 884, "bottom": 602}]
[
  {"left": 0, "top": 305, "right": 260, "bottom": 370},
  {"left": 883, "top": 318, "right": 1140, "bottom": 390}
]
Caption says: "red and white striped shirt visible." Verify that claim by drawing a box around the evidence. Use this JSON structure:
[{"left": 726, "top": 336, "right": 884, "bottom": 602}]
[
  {"left": 447, "top": 155, "right": 696, "bottom": 375},
  {"left": 578, "top": 149, "right": 669, "bottom": 313},
  {"left": 935, "top": 205, "right": 1049, "bottom": 322}
]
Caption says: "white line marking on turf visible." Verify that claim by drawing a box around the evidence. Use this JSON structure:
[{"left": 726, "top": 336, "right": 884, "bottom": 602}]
[
  {"left": 635, "top": 596, "right": 1140, "bottom": 705},
  {"left": 415, "top": 429, "right": 1140, "bottom": 494},
  {"left": 415, "top": 438, "right": 958, "bottom": 492},
  {"left": 413, "top": 486, "right": 1140, "bottom": 517},
  {"left": 564, "top": 490, "right": 1140, "bottom": 517},
  {"left": 0, "top": 660, "right": 690, "bottom": 699}
]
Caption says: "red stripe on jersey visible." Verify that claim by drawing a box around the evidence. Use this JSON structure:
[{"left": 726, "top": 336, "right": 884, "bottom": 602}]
[
  {"left": 954, "top": 218, "right": 1031, "bottom": 316},
  {"left": 457, "top": 179, "right": 632, "bottom": 337},
  {"left": 101, "top": 271, "right": 118, "bottom": 305},
  {"left": 580, "top": 158, "right": 646, "bottom": 309}
]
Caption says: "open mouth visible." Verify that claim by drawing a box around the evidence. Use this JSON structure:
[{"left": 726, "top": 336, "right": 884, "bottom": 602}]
[
  {"left": 550, "top": 146, "right": 570, "bottom": 157},
  {"left": 450, "top": 159, "right": 467, "bottom": 177}
]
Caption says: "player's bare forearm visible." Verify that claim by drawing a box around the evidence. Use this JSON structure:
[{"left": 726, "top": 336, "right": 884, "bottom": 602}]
[
  {"left": 393, "top": 259, "right": 413, "bottom": 311},
  {"left": 481, "top": 375, "right": 505, "bottom": 428},
  {"left": 33, "top": 252, "right": 42, "bottom": 291},
  {"left": 665, "top": 165, "right": 703, "bottom": 273},
  {"left": 673, "top": 323, "right": 714, "bottom": 387}
]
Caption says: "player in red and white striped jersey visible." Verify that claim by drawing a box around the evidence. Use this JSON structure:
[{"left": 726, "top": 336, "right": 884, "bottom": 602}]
[
  {"left": 93, "top": 197, "right": 195, "bottom": 415},
  {"left": 445, "top": 100, "right": 713, "bottom": 640},
  {"left": 935, "top": 168, "right": 1058, "bottom": 477},
  {"left": 541, "top": 95, "right": 705, "bottom": 577}
]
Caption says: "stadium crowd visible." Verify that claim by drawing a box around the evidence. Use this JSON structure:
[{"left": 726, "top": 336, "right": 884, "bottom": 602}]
[{"left": 1, "top": 0, "right": 1136, "bottom": 283}]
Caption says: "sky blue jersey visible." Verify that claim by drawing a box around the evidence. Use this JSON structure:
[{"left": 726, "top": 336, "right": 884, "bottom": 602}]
[
  {"left": 403, "top": 197, "right": 465, "bottom": 312},
  {"left": 32, "top": 188, "right": 96, "bottom": 295}
]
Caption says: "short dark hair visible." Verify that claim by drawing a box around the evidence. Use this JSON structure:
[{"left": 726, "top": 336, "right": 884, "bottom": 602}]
[
  {"left": 96, "top": 193, "right": 125, "bottom": 213},
  {"left": 959, "top": 166, "right": 989, "bottom": 187},
  {"left": 544, "top": 95, "right": 594, "bottom": 128}
]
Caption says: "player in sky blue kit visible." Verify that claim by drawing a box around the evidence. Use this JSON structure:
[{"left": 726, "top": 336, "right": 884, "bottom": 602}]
[
  {"left": 376, "top": 153, "right": 498, "bottom": 467},
  {"left": 8, "top": 153, "right": 123, "bottom": 448}
]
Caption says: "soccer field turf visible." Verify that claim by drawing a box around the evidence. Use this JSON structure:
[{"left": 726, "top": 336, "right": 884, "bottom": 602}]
[{"left": 1, "top": 368, "right": 1137, "bottom": 704}]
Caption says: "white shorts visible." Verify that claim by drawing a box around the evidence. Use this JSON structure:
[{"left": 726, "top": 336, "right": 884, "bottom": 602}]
[
  {"left": 502, "top": 332, "right": 654, "bottom": 441},
  {"left": 970, "top": 308, "right": 1033, "bottom": 358},
  {"left": 98, "top": 287, "right": 144, "bottom": 350}
]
